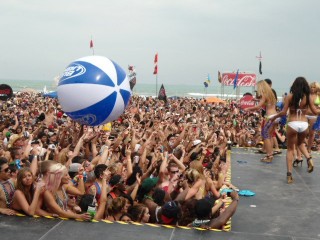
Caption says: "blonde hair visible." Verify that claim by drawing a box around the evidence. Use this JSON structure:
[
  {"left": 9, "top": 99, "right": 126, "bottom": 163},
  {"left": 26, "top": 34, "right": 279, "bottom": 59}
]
[
  {"left": 185, "top": 168, "right": 200, "bottom": 183},
  {"left": 256, "top": 80, "right": 276, "bottom": 105},
  {"left": 189, "top": 161, "right": 204, "bottom": 175},
  {"left": 310, "top": 82, "right": 320, "bottom": 92},
  {"left": 45, "top": 163, "right": 67, "bottom": 193}
]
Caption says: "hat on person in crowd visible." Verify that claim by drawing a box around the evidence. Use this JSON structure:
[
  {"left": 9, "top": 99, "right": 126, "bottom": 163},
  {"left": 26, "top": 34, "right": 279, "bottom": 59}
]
[
  {"left": 23, "top": 131, "right": 30, "bottom": 138},
  {"left": 48, "top": 132, "right": 56, "bottom": 137},
  {"left": 57, "top": 112, "right": 63, "bottom": 118},
  {"left": 31, "top": 139, "right": 40, "bottom": 145},
  {"left": 195, "top": 198, "right": 213, "bottom": 219},
  {"left": 69, "top": 163, "right": 82, "bottom": 173},
  {"left": 193, "top": 139, "right": 201, "bottom": 146},
  {"left": 109, "top": 174, "right": 122, "bottom": 186},
  {"left": 161, "top": 201, "right": 181, "bottom": 224},
  {"left": 141, "top": 177, "right": 159, "bottom": 193},
  {"left": 134, "top": 143, "right": 141, "bottom": 152},
  {"left": 7, "top": 134, "right": 22, "bottom": 149}
]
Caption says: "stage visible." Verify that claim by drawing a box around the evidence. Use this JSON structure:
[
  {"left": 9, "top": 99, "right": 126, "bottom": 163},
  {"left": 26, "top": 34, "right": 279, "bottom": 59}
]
[{"left": 1, "top": 148, "right": 320, "bottom": 240}]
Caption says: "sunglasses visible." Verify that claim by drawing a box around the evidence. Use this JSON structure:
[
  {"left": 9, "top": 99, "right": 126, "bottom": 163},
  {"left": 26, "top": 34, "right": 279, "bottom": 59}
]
[
  {"left": 1, "top": 167, "right": 11, "bottom": 173},
  {"left": 170, "top": 170, "right": 179, "bottom": 174},
  {"left": 69, "top": 195, "right": 77, "bottom": 200}
]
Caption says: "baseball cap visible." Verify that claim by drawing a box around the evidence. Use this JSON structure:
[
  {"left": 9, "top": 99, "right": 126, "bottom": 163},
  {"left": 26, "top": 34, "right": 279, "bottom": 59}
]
[
  {"left": 69, "top": 163, "right": 82, "bottom": 173},
  {"left": 193, "top": 139, "right": 201, "bottom": 146},
  {"left": 141, "top": 177, "right": 159, "bottom": 193},
  {"left": 161, "top": 201, "right": 180, "bottom": 224}
]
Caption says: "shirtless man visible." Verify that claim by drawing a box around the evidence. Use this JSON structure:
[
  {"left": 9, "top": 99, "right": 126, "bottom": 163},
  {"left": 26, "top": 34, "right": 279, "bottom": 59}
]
[{"left": 0, "top": 158, "right": 16, "bottom": 215}]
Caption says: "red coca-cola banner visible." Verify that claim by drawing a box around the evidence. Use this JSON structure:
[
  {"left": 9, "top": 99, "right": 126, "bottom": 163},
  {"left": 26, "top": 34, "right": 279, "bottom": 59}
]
[
  {"left": 240, "top": 95, "right": 255, "bottom": 109},
  {"left": 222, "top": 73, "right": 256, "bottom": 87}
]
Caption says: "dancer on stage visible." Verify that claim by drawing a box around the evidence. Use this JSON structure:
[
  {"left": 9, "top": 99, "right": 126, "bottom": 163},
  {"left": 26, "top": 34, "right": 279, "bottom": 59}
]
[
  {"left": 269, "top": 77, "right": 320, "bottom": 183},
  {"left": 245, "top": 80, "right": 278, "bottom": 162}
]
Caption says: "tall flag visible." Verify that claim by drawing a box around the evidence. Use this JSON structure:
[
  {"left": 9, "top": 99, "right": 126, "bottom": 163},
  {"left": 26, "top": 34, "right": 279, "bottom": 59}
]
[
  {"left": 90, "top": 38, "right": 94, "bottom": 55},
  {"left": 154, "top": 53, "right": 158, "bottom": 63},
  {"left": 153, "top": 53, "right": 158, "bottom": 75},
  {"left": 218, "top": 71, "right": 222, "bottom": 83},
  {"left": 233, "top": 69, "right": 239, "bottom": 89},
  {"left": 128, "top": 65, "right": 137, "bottom": 90},
  {"left": 153, "top": 65, "right": 158, "bottom": 75},
  {"left": 204, "top": 73, "right": 210, "bottom": 88},
  {"left": 158, "top": 84, "right": 167, "bottom": 102}
]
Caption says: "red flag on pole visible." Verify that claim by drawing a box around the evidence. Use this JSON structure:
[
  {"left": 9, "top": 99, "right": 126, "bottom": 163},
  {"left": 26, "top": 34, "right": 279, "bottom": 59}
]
[
  {"left": 154, "top": 53, "right": 158, "bottom": 63},
  {"left": 90, "top": 40, "right": 94, "bottom": 48},
  {"left": 153, "top": 65, "right": 158, "bottom": 75},
  {"left": 153, "top": 53, "right": 158, "bottom": 75}
]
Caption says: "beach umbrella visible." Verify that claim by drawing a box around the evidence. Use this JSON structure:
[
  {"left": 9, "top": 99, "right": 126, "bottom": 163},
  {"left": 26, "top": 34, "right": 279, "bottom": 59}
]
[{"left": 205, "top": 96, "right": 226, "bottom": 104}]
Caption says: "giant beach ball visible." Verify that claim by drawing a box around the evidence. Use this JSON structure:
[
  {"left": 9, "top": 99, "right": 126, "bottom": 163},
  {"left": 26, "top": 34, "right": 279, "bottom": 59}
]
[{"left": 57, "top": 56, "right": 131, "bottom": 126}]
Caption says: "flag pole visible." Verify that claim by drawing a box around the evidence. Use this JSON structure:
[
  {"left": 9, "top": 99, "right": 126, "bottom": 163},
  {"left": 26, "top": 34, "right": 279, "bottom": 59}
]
[
  {"left": 256, "top": 51, "right": 262, "bottom": 79},
  {"left": 156, "top": 74, "right": 158, "bottom": 97},
  {"left": 90, "top": 36, "right": 94, "bottom": 56}
]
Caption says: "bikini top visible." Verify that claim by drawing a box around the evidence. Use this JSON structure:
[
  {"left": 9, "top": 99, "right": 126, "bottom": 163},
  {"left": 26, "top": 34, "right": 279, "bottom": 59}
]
[
  {"left": 315, "top": 95, "right": 320, "bottom": 105},
  {"left": 55, "top": 187, "right": 68, "bottom": 211}
]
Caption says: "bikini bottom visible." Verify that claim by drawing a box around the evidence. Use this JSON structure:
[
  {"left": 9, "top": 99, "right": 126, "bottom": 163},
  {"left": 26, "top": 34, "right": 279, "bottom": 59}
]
[{"left": 287, "top": 121, "right": 308, "bottom": 133}]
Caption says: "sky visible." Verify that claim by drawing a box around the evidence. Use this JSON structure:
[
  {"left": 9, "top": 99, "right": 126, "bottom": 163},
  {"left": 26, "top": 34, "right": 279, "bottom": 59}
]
[{"left": 0, "top": 0, "right": 320, "bottom": 91}]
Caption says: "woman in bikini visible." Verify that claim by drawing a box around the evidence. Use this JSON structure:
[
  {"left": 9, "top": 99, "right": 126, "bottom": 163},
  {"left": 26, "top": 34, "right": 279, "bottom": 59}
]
[
  {"left": 11, "top": 168, "right": 47, "bottom": 216},
  {"left": 304, "top": 82, "right": 320, "bottom": 156},
  {"left": 42, "top": 163, "right": 91, "bottom": 220},
  {"left": 270, "top": 77, "right": 320, "bottom": 183},
  {"left": 245, "top": 80, "right": 278, "bottom": 162}
]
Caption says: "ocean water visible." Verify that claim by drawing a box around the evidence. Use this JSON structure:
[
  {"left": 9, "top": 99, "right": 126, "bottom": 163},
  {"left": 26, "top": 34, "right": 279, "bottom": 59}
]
[{"left": 0, "top": 78, "right": 288, "bottom": 99}]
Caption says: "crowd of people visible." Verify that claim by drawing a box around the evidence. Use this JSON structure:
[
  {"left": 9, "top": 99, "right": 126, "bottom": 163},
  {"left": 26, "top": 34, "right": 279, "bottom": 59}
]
[{"left": 0, "top": 76, "right": 319, "bottom": 228}]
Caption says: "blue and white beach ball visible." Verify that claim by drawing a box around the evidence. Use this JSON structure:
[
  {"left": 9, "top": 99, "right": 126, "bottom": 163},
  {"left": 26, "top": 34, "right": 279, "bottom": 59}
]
[{"left": 57, "top": 56, "right": 131, "bottom": 126}]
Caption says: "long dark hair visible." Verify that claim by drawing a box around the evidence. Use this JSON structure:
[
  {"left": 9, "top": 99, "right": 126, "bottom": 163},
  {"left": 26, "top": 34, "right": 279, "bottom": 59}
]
[
  {"left": 290, "top": 77, "right": 310, "bottom": 109},
  {"left": 16, "top": 168, "right": 35, "bottom": 204}
]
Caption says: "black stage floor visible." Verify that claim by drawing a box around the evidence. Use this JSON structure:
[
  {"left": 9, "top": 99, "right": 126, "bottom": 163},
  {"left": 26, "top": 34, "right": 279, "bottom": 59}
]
[{"left": 1, "top": 148, "right": 320, "bottom": 240}]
